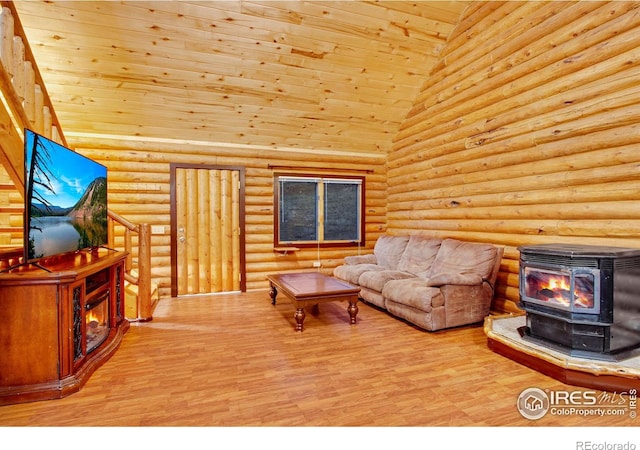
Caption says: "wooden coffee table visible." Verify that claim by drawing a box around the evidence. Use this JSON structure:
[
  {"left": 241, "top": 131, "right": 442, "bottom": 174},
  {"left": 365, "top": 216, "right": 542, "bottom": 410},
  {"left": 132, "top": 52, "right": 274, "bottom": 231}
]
[{"left": 267, "top": 272, "right": 360, "bottom": 331}]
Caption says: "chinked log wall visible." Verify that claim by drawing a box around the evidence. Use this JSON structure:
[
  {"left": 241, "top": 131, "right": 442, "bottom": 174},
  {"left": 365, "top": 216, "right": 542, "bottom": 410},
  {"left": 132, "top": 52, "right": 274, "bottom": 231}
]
[
  {"left": 76, "top": 138, "right": 387, "bottom": 297},
  {"left": 388, "top": 1, "right": 640, "bottom": 314}
]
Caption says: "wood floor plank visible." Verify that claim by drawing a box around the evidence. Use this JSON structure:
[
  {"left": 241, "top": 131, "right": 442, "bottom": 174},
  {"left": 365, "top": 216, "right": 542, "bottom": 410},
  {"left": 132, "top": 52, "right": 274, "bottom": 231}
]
[{"left": 0, "top": 290, "right": 636, "bottom": 428}]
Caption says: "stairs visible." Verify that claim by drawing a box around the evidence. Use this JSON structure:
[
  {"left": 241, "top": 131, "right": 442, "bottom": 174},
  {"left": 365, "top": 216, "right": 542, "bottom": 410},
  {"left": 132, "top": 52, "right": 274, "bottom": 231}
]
[{"left": 125, "top": 268, "right": 159, "bottom": 321}]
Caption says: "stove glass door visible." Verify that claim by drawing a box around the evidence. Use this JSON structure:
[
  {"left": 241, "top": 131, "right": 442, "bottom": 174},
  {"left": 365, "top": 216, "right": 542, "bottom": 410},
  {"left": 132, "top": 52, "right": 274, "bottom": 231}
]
[
  {"left": 86, "top": 292, "right": 110, "bottom": 353},
  {"left": 522, "top": 266, "right": 599, "bottom": 314}
]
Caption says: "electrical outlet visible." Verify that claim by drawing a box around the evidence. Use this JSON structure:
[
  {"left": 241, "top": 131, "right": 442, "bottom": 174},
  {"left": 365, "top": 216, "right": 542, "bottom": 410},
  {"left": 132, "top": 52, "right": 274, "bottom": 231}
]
[{"left": 313, "top": 261, "right": 322, "bottom": 268}]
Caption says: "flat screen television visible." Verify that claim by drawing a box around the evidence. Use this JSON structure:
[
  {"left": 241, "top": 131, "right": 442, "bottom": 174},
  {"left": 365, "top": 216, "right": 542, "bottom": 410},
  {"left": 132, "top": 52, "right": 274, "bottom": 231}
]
[{"left": 24, "top": 129, "right": 108, "bottom": 263}]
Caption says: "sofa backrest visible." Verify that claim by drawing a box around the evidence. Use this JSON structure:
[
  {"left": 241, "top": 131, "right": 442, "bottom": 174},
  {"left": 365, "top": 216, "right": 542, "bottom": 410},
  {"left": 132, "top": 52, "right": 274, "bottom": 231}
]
[
  {"left": 373, "top": 235, "right": 410, "bottom": 269},
  {"left": 396, "top": 235, "right": 442, "bottom": 278},
  {"left": 429, "top": 238, "right": 501, "bottom": 282}
]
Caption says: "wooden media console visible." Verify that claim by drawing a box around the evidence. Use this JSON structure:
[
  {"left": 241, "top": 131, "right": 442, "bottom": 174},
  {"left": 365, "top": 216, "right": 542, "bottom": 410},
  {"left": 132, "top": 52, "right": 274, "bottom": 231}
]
[{"left": 0, "top": 249, "right": 129, "bottom": 405}]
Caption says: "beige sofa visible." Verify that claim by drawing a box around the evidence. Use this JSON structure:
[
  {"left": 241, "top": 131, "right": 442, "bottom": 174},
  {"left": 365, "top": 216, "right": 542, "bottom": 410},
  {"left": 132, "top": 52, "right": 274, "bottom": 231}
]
[{"left": 333, "top": 235, "right": 504, "bottom": 331}]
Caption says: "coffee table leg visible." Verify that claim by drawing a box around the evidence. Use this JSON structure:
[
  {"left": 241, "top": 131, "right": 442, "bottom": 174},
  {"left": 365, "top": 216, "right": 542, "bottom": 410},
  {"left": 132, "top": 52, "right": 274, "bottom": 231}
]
[
  {"left": 269, "top": 284, "right": 277, "bottom": 305},
  {"left": 294, "top": 307, "right": 306, "bottom": 332},
  {"left": 347, "top": 299, "right": 358, "bottom": 325}
]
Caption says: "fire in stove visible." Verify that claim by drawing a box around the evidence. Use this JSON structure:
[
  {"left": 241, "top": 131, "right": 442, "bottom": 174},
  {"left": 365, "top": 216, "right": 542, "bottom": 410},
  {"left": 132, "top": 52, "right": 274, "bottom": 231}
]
[
  {"left": 524, "top": 268, "right": 595, "bottom": 310},
  {"left": 85, "top": 292, "right": 110, "bottom": 353}
]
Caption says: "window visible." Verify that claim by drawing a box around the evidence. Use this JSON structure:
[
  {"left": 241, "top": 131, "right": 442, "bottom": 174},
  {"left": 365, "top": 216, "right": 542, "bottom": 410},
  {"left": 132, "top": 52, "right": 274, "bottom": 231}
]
[{"left": 275, "top": 174, "right": 364, "bottom": 247}]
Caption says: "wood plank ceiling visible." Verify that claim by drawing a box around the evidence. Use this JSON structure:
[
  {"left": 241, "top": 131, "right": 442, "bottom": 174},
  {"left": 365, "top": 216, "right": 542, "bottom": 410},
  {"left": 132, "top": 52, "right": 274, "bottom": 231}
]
[{"left": 13, "top": 1, "right": 469, "bottom": 155}]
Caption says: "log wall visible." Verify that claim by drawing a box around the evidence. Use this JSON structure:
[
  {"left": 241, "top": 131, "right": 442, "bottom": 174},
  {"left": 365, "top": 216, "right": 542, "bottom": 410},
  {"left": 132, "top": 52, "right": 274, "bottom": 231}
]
[
  {"left": 6, "top": 0, "right": 639, "bottom": 312},
  {"left": 74, "top": 137, "right": 386, "bottom": 297},
  {"left": 388, "top": 1, "right": 640, "bottom": 314}
]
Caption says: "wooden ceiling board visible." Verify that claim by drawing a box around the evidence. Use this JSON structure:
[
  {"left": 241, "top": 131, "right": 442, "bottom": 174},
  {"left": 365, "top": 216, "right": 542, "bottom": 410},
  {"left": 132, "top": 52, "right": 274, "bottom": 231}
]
[{"left": 13, "top": 1, "right": 470, "bottom": 155}]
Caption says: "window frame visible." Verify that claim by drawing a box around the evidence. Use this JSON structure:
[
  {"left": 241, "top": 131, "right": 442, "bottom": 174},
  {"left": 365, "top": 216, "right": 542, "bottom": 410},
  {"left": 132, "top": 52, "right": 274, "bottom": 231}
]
[{"left": 273, "top": 172, "right": 365, "bottom": 248}]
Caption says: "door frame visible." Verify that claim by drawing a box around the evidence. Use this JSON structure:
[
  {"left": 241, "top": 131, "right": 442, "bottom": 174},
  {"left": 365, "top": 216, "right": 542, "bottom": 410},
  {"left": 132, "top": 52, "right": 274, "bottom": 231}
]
[{"left": 169, "top": 163, "right": 246, "bottom": 297}]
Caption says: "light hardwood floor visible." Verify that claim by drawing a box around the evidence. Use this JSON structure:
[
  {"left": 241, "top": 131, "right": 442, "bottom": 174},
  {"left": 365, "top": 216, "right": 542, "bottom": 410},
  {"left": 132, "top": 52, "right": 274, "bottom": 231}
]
[{"left": 0, "top": 290, "right": 637, "bottom": 428}]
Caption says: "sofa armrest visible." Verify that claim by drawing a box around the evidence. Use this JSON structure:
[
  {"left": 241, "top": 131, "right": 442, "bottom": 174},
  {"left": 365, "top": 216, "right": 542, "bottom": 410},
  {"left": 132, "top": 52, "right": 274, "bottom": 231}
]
[
  {"left": 440, "top": 284, "right": 494, "bottom": 328},
  {"left": 426, "top": 272, "right": 483, "bottom": 287},
  {"left": 344, "top": 254, "right": 377, "bottom": 265}
]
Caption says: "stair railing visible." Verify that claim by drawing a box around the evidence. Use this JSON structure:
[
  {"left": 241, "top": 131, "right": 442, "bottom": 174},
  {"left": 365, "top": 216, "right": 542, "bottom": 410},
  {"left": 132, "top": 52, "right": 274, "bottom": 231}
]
[{"left": 108, "top": 210, "right": 153, "bottom": 322}]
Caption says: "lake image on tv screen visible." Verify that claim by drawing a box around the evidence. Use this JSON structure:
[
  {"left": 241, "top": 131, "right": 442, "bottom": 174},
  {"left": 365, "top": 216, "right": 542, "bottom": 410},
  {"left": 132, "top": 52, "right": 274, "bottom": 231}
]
[{"left": 25, "top": 131, "right": 107, "bottom": 261}]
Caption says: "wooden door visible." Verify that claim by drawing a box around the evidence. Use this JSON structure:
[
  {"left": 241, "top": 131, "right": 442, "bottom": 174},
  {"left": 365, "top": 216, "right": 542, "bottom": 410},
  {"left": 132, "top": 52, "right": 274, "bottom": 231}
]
[{"left": 170, "top": 164, "right": 245, "bottom": 297}]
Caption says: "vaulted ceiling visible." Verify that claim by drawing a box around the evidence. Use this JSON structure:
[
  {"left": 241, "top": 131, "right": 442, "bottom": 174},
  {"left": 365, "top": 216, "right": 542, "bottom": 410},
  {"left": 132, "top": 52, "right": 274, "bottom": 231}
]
[{"left": 13, "top": 1, "right": 470, "bottom": 156}]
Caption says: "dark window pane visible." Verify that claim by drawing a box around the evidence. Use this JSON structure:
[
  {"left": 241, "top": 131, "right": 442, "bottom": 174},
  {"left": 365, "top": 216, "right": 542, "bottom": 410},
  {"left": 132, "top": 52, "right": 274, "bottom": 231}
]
[
  {"left": 324, "top": 182, "right": 359, "bottom": 241},
  {"left": 279, "top": 180, "right": 317, "bottom": 242}
]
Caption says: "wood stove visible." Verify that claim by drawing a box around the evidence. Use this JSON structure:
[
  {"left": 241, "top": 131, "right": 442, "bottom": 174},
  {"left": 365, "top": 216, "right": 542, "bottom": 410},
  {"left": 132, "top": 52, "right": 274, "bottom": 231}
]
[{"left": 518, "top": 244, "right": 640, "bottom": 361}]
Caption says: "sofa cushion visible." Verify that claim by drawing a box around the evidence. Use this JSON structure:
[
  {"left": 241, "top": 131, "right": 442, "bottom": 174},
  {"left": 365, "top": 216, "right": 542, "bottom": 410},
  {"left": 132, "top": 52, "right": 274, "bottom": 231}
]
[
  {"left": 382, "top": 278, "right": 444, "bottom": 311},
  {"left": 395, "top": 235, "right": 442, "bottom": 278},
  {"left": 428, "top": 238, "right": 499, "bottom": 281},
  {"left": 344, "top": 254, "right": 377, "bottom": 265},
  {"left": 358, "top": 269, "right": 415, "bottom": 292},
  {"left": 333, "top": 263, "right": 384, "bottom": 285},
  {"left": 373, "top": 235, "right": 410, "bottom": 269}
]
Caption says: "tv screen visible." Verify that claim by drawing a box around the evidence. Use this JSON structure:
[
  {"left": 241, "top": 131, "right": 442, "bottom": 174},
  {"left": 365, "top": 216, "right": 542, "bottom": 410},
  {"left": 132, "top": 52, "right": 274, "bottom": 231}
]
[{"left": 24, "top": 129, "right": 108, "bottom": 262}]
